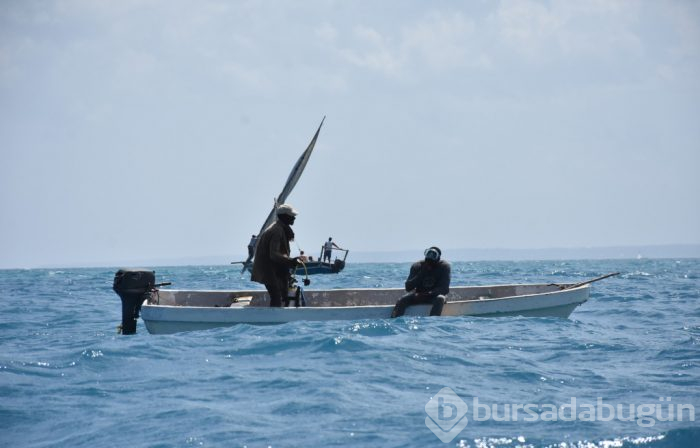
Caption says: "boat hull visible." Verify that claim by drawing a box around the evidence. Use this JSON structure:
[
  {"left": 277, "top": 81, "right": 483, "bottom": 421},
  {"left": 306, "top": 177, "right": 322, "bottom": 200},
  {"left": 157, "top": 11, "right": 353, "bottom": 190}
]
[
  {"left": 298, "top": 259, "right": 345, "bottom": 275},
  {"left": 241, "top": 258, "right": 346, "bottom": 275},
  {"left": 141, "top": 283, "right": 589, "bottom": 334}
]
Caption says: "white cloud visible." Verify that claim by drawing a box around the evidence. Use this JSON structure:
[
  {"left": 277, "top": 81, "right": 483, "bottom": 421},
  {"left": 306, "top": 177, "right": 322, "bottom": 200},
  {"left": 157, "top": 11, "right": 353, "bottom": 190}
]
[
  {"left": 496, "top": 0, "right": 562, "bottom": 52},
  {"left": 218, "top": 61, "right": 269, "bottom": 91},
  {"left": 400, "top": 11, "right": 487, "bottom": 71},
  {"left": 495, "top": 0, "right": 642, "bottom": 59},
  {"left": 315, "top": 23, "right": 338, "bottom": 43},
  {"left": 334, "top": 11, "right": 488, "bottom": 79},
  {"left": 663, "top": 1, "right": 700, "bottom": 59},
  {"left": 340, "top": 25, "right": 400, "bottom": 76}
]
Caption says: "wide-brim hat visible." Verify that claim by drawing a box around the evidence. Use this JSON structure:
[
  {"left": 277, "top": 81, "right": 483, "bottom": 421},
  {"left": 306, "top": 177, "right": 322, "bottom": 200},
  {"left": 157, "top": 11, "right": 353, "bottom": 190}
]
[{"left": 276, "top": 204, "right": 298, "bottom": 217}]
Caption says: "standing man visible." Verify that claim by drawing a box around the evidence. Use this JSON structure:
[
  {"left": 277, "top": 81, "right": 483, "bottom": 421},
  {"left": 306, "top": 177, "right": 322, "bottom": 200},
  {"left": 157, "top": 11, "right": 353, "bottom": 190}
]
[
  {"left": 251, "top": 204, "right": 300, "bottom": 307},
  {"left": 391, "top": 247, "right": 451, "bottom": 318},
  {"left": 322, "top": 237, "right": 342, "bottom": 263},
  {"left": 247, "top": 234, "right": 257, "bottom": 259}
]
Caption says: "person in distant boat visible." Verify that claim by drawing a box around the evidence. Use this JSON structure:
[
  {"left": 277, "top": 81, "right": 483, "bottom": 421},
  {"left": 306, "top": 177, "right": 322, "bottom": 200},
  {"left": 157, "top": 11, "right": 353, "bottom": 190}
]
[
  {"left": 247, "top": 235, "right": 257, "bottom": 258},
  {"left": 299, "top": 250, "right": 308, "bottom": 263},
  {"left": 322, "top": 237, "right": 342, "bottom": 263},
  {"left": 251, "top": 204, "right": 302, "bottom": 307},
  {"left": 391, "top": 247, "right": 451, "bottom": 318}
]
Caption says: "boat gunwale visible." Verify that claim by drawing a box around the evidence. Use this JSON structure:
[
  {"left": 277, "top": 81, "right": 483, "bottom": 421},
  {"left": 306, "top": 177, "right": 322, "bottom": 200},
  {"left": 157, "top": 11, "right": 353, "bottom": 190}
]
[
  {"left": 151, "top": 282, "right": 582, "bottom": 296},
  {"left": 144, "top": 284, "right": 589, "bottom": 310}
]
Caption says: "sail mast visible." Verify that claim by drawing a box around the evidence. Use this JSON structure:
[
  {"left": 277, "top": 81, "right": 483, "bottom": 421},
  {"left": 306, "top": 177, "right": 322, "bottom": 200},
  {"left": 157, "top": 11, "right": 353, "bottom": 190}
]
[{"left": 241, "top": 117, "right": 325, "bottom": 271}]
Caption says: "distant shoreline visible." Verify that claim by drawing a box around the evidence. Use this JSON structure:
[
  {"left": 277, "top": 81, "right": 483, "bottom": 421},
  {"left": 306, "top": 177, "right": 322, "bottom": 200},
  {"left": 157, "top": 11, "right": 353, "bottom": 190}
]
[
  {"left": 350, "top": 244, "right": 700, "bottom": 263},
  {"left": 4, "top": 244, "right": 699, "bottom": 270}
]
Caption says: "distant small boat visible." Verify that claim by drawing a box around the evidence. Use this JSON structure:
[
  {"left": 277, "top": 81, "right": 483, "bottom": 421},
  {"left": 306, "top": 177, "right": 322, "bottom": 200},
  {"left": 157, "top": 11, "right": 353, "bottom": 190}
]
[
  {"left": 295, "top": 254, "right": 348, "bottom": 275},
  {"left": 233, "top": 117, "right": 348, "bottom": 275},
  {"left": 239, "top": 247, "right": 349, "bottom": 275}
]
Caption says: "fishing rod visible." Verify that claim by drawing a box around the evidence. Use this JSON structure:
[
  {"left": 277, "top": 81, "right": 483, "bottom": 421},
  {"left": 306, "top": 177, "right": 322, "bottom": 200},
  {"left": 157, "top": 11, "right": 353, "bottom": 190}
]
[
  {"left": 293, "top": 241, "right": 311, "bottom": 286},
  {"left": 558, "top": 272, "right": 620, "bottom": 290},
  {"left": 286, "top": 259, "right": 310, "bottom": 307}
]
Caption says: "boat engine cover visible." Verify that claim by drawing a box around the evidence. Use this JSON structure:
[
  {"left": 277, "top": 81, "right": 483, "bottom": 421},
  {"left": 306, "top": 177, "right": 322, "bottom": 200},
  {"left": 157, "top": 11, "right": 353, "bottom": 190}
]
[{"left": 113, "top": 269, "right": 155, "bottom": 295}]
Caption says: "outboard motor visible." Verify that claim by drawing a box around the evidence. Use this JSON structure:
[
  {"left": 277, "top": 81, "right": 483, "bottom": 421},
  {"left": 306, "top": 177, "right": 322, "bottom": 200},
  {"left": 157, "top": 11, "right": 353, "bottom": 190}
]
[
  {"left": 331, "top": 258, "right": 345, "bottom": 273},
  {"left": 113, "top": 269, "right": 155, "bottom": 335}
]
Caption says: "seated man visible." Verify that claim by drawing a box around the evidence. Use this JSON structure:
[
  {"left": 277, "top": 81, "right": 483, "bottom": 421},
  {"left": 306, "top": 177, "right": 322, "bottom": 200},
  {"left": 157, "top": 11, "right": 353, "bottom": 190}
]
[
  {"left": 391, "top": 246, "right": 451, "bottom": 318},
  {"left": 299, "top": 250, "right": 309, "bottom": 263}
]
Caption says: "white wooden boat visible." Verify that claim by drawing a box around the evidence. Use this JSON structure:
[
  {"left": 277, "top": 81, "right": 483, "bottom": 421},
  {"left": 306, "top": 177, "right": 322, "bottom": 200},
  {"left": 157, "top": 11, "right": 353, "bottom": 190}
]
[{"left": 140, "top": 282, "right": 591, "bottom": 334}]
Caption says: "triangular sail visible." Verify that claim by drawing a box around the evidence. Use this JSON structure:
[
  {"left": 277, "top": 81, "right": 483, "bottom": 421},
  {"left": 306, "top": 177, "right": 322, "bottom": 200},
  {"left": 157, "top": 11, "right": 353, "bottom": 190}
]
[{"left": 241, "top": 117, "right": 325, "bottom": 271}]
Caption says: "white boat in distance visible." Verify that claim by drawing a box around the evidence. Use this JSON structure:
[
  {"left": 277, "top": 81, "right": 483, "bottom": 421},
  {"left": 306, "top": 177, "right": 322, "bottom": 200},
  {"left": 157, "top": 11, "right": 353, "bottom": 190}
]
[{"left": 138, "top": 275, "right": 617, "bottom": 334}]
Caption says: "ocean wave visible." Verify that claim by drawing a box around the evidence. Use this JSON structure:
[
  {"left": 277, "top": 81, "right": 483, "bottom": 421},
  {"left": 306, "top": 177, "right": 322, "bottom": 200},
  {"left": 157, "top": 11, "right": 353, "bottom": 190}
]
[
  {"left": 1, "top": 259, "right": 699, "bottom": 447},
  {"left": 453, "top": 427, "right": 700, "bottom": 447}
]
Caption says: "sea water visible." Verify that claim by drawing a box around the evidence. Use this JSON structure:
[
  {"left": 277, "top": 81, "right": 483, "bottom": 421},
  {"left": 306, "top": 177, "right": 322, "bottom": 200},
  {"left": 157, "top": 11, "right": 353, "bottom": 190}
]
[{"left": 1, "top": 259, "right": 698, "bottom": 447}]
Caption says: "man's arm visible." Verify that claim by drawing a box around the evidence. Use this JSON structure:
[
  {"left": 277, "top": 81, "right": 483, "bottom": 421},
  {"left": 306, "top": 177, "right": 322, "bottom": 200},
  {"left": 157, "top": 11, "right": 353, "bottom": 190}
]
[
  {"left": 433, "top": 262, "right": 451, "bottom": 296},
  {"left": 404, "top": 263, "right": 423, "bottom": 292}
]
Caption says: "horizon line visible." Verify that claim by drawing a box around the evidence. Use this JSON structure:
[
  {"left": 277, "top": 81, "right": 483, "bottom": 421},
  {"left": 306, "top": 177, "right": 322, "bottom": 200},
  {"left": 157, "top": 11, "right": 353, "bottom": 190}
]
[{"left": 2, "top": 243, "right": 699, "bottom": 270}]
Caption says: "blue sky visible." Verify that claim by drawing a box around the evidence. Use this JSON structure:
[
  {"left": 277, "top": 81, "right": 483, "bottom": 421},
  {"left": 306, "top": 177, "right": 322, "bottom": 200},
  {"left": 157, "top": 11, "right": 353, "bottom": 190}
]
[{"left": 1, "top": 0, "right": 699, "bottom": 269}]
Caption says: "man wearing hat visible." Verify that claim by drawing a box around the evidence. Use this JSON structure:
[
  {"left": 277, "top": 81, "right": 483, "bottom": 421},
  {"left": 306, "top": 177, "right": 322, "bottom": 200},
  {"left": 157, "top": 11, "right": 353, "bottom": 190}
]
[
  {"left": 391, "top": 246, "right": 451, "bottom": 318},
  {"left": 251, "top": 204, "right": 301, "bottom": 307}
]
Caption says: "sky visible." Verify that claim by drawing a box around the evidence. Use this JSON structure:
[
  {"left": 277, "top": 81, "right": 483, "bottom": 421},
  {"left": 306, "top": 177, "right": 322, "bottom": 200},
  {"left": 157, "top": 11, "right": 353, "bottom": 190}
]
[{"left": 1, "top": 0, "right": 699, "bottom": 269}]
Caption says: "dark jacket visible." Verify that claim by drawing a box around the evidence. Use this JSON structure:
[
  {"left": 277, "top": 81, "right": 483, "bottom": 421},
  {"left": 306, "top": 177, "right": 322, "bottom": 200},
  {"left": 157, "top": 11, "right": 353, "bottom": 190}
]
[
  {"left": 251, "top": 219, "right": 296, "bottom": 284},
  {"left": 405, "top": 260, "right": 451, "bottom": 296}
]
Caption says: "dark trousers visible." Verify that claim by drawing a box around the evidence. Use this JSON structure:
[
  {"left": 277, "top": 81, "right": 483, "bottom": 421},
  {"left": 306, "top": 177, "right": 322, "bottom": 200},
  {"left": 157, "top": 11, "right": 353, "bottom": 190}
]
[
  {"left": 391, "top": 292, "right": 445, "bottom": 318},
  {"left": 264, "top": 276, "right": 288, "bottom": 307}
]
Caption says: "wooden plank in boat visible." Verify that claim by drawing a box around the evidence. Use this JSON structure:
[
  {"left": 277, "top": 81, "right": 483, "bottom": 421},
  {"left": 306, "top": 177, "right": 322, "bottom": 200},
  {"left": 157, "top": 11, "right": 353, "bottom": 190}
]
[{"left": 229, "top": 296, "right": 253, "bottom": 307}]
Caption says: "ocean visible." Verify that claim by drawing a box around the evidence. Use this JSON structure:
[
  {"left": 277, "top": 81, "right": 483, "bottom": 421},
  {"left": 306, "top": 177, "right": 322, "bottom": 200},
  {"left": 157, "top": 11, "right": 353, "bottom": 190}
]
[{"left": 1, "top": 259, "right": 698, "bottom": 447}]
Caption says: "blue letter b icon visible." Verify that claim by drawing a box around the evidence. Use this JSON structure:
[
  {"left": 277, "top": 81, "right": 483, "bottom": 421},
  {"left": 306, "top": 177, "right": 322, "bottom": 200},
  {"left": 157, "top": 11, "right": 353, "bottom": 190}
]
[
  {"left": 425, "top": 387, "right": 470, "bottom": 442},
  {"left": 438, "top": 396, "right": 457, "bottom": 421}
]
